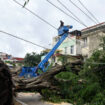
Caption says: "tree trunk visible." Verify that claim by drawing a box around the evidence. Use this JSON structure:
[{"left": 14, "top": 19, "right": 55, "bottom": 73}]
[
  {"left": 13, "top": 65, "right": 65, "bottom": 92},
  {"left": 0, "top": 58, "right": 83, "bottom": 105}
]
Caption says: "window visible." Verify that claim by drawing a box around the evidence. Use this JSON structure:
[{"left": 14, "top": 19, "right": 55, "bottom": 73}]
[
  {"left": 83, "top": 37, "right": 87, "bottom": 47},
  {"left": 70, "top": 45, "right": 74, "bottom": 54},
  {"left": 65, "top": 47, "right": 67, "bottom": 54}
]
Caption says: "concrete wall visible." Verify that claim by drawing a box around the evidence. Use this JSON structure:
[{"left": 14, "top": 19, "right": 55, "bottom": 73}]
[{"left": 81, "top": 30, "right": 105, "bottom": 58}]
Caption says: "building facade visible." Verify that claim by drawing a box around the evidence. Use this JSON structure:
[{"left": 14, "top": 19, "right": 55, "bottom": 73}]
[
  {"left": 41, "top": 22, "right": 105, "bottom": 65},
  {"left": 50, "top": 30, "right": 81, "bottom": 65},
  {"left": 52, "top": 31, "right": 81, "bottom": 56},
  {"left": 81, "top": 22, "right": 105, "bottom": 59}
]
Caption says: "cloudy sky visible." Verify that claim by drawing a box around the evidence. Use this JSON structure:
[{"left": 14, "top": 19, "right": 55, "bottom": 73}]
[{"left": 0, "top": 0, "right": 105, "bottom": 57}]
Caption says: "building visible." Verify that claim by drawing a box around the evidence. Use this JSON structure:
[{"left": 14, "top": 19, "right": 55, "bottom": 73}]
[
  {"left": 41, "top": 22, "right": 105, "bottom": 65},
  {"left": 52, "top": 30, "right": 81, "bottom": 56},
  {"left": 0, "top": 52, "right": 12, "bottom": 60},
  {"left": 0, "top": 52, "right": 24, "bottom": 67},
  {"left": 81, "top": 22, "right": 105, "bottom": 59},
  {"left": 50, "top": 30, "right": 82, "bottom": 65}
]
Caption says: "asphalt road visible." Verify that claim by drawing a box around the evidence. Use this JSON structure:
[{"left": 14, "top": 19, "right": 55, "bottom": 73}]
[
  {"left": 17, "top": 93, "right": 53, "bottom": 105},
  {"left": 17, "top": 93, "right": 72, "bottom": 105}
]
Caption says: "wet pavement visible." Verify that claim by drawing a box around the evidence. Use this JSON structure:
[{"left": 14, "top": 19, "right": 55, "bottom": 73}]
[
  {"left": 17, "top": 93, "right": 72, "bottom": 105},
  {"left": 17, "top": 93, "right": 52, "bottom": 105}
]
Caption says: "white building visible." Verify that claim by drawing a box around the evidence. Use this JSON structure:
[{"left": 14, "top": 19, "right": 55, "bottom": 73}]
[{"left": 81, "top": 22, "right": 105, "bottom": 59}]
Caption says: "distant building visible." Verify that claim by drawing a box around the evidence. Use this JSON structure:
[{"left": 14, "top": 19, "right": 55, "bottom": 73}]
[
  {"left": 13, "top": 57, "right": 24, "bottom": 63},
  {"left": 0, "top": 52, "right": 24, "bottom": 67},
  {"left": 0, "top": 52, "right": 12, "bottom": 60}
]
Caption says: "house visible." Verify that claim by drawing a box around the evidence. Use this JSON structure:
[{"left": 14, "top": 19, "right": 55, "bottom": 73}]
[
  {"left": 81, "top": 22, "right": 105, "bottom": 59},
  {"left": 41, "top": 49, "right": 62, "bottom": 65},
  {"left": 52, "top": 30, "right": 81, "bottom": 56}
]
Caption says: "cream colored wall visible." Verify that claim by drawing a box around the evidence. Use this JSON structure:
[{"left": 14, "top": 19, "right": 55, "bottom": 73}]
[
  {"left": 52, "top": 35, "right": 79, "bottom": 55},
  {"left": 81, "top": 31, "right": 105, "bottom": 58}
]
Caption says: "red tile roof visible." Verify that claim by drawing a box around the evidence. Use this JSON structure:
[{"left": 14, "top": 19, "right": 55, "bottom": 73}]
[{"left": 13, "top": 57, "right": 24, "bottom": 61}]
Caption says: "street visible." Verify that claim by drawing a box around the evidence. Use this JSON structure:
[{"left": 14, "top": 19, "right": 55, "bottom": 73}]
[
  {"left": 17, "top": 93, "right": 53, "bottom": 105},
  {"left": 17, "top": 93, "right": 72, "bottom": 105}
]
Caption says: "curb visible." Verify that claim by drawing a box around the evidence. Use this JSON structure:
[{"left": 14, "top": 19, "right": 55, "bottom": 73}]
[{"left": 15, "top": 98, "right": 28, "bottom": 105}]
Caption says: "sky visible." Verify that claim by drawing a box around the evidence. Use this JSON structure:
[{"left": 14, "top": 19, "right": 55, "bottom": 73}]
[{"left": 0, "top": 0, "right": 105, "bottom": 57}]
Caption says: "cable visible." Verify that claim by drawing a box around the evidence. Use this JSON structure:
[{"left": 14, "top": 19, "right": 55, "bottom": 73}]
[
  {"left": 0, "top": 30, "right": 49, "bottom": 49},
  {"left": 46, "top": 0, "right": 87, "bottom": 27},
  {"left": 12, "top": 0, "right": 105, "bottom": 64},
  {"left": 13, "top": 0, "right": 57, "bottom": 30},
  {"left": 1, "top": 31, "right": 104, "bottom": 65},
  {"left": 78, "top": 0, "right": 100, "bottom": 24},
  {"left": 57, "top": 0, "right": 88, "bottom": 28},
  {"left": 68, "top": 0, "right": 104, "bottom": 50},
  {"left": 69, "top": 0, "right": 97, "bottom": 24}
]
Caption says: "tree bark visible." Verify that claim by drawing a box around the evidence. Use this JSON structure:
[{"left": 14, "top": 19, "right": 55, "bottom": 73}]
[
  {"left": 12, "top": 65, "right": 65, "bottom": 92},
  {"left": 0, "top": 58, "right": 82, "bottom": 104},
  {"left": 12, "top": 59, "right": 83, "bottom": 92}
]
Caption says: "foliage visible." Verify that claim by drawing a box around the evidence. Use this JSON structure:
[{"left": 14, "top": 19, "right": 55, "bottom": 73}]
[
  {"left": 56, "top": 72, "right": 77, "bottom": 80},
  {"left": 41, "top": 89, "right": 62, "bottom": 103},
  {"left": 58, "top": 55, "right": 68, "bottom": 65},
  {"left": 41, "top": 49, "right": 105, "bottom": 105},
  {"left": 80, "top": 50, "right": 105, "bottom": 88},
  {"left": 24, "top": 52, "right": 41, "bottom": 67},
  {"left": 5, "top": 61, "right": 16, "bottom": 67},
  {"left": 35, "top": 37, "right": 105, "bottom": 104}
]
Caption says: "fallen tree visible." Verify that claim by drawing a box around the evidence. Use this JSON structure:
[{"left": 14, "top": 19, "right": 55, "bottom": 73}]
[
  {"left": 0, "top": 57, "right": 83, "bottom": 105},
  {"left": 13, "top": 65, "right": 65, "bottom": 92},
  {"left": 11, "top": 58, "right": 83, "bottom": 92}
]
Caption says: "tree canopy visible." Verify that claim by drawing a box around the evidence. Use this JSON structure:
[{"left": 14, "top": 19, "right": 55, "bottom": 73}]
[{"left": 24, "top": 52, "right": 42, "bottom": 67}]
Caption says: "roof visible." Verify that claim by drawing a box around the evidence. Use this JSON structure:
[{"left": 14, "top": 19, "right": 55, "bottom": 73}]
[
  {"left": 13, "top": 57, "right": 24, "bottom": 61},
  {"left": 82, "top": 22, "right": 105, "bottom": 32}
]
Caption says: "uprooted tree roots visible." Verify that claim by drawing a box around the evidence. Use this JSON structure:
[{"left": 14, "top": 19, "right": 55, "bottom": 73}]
[{"left": 0, "top": 60, "right": 14, "bottom": 105}]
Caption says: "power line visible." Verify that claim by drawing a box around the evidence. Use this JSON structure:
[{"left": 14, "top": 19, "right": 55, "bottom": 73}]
[
  {"left": 0, "top": 30, "right": 48, "bottom": 49},
  {"left": 12, "top": 0, "right": 104, "bottom": 65},
  {"left": 57, "top": 0, "right": 88, "bottom": 28},
  {"left": 69, "top": 0, "right": 98, "bottom": 24},
  {"left": 46, "top": 0, "right": 87, "bottom": 27},
  {"left": 13, "top": 0, "right": 57, "bottom": 30},
  {"left": 78, "top": 0, "right": 100, "bottom": 23}
]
